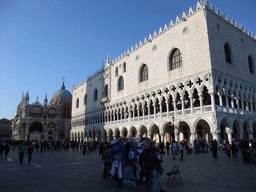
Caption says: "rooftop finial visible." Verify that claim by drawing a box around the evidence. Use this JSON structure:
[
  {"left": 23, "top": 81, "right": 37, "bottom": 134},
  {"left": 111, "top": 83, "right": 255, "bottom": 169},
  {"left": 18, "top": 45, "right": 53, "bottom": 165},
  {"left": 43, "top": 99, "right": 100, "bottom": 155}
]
[{"left": 61, "top": 76, "right": 66, "bottom": 89}]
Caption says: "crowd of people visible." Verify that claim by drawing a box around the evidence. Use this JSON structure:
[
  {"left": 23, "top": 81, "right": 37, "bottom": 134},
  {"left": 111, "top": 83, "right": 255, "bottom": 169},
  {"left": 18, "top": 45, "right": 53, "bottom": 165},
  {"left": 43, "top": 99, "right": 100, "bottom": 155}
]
[{"left": 1, "top": 137, "right": 255, "bottom": 191}]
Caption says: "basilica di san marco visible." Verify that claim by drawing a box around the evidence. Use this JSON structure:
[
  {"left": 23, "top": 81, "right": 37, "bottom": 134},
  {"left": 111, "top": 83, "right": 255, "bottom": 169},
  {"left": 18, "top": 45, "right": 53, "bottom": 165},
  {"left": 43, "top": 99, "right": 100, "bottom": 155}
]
[{"left": 12, "top": 82, "right": 72, "bottom": 141}]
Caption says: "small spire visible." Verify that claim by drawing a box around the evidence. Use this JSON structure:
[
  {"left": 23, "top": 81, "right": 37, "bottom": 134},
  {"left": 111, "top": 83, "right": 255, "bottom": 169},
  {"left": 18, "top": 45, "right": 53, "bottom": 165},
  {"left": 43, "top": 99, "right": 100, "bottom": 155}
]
[
  {"left": 22, "top": 91, "right": 24, "bottom": 99},
  {"left": 61, "top": 76, "right": 66, "bottom": 89}
]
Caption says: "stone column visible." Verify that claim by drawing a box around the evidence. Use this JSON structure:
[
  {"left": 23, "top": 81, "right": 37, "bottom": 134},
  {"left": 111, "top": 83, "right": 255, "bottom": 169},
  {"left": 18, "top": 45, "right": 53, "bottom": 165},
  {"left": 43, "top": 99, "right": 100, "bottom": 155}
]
[
  {"left": 173, "top": 95, "right": 177, "bottom": 117},
  {"left": 241, "top": 99, "right": 244, "bottom": 110},
  {"left": 161, "top": 134, "right": 164, "bottom": 143},
  {"left": 147, "top": 100, "right": 150, "bottom": 118},
  {"left": 225, "top": 127, "right": 233, "bottom": 144},
  {"left": 236, "top": 97, "right": 240, "bottom": 109},
  {"left": 128, "top": 106, "right": 132, "bottom": 123},
  {"left": 101, "top": 136, "right": 104, "bottom": 142},
  {"left": 166, "top": 96, "right": 170, "bottom": 118},
  {"left": 225, "top": 95, "right": 229, "bottom": 107},
  {"left": 210, "top": 92, "right": 215, "bottom": 110},
  {"left": 189, "top": 96, "right": 194, "bottom": 114},
  {"left": 219, "top": 93, "right": 223, "bottom": 106},
  {"left": 181, "top": 95, "right": 185, "bottom": 115},
  {"left": 190, "top": 131, "right": 196, "bottom": 148},
  {"left": 231, "top": 96, "right": 234, "bottom": 108},
  {"left": 199, "top": 93, "right": 203, "bottom": 112},
  {"left": 250, "top": 100, "right": 253, "bottom": 111},
  {"left": 174, "top": 128, "right": 179, "bottom": 143},
  {"left": 153, "top": 100, "right": 156, "bottom": 119},
  {"left": 159, "top": 98, "right": 163, "bottom": 118}
]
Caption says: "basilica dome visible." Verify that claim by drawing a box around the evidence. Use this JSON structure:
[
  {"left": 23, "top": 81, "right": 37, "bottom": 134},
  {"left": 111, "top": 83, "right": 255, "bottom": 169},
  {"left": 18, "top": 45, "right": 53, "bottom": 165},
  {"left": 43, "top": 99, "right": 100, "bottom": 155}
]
[{"left": 51, "top": 83, "right": 72, "bottom": 104}]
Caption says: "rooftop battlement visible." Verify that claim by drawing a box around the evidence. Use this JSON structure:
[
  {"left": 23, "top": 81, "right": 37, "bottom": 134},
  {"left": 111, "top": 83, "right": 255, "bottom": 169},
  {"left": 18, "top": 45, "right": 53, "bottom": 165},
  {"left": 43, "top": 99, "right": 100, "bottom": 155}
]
[{"left": 109, "top": 0, "right": 255, "bottom": 65}]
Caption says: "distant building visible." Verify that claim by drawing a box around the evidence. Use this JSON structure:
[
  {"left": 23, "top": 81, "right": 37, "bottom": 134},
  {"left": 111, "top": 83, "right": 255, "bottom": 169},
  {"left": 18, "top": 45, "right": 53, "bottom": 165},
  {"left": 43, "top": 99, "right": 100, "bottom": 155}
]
[
  {"left": 0, "top": 118, "right": 12, "bottom": 140},
  {"left": 12, "top": 82, "right": 72, "bottom": 141},
  {"left": 71, "top": 1, "right": 256, "bottom": 145}
]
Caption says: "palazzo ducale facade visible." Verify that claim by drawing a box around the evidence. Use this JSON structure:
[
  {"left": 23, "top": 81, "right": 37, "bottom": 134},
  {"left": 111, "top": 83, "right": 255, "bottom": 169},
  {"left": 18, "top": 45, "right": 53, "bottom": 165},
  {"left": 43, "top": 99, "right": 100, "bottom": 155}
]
[{"left": 71, "top": 1, "right": 256, "bottom": 146}]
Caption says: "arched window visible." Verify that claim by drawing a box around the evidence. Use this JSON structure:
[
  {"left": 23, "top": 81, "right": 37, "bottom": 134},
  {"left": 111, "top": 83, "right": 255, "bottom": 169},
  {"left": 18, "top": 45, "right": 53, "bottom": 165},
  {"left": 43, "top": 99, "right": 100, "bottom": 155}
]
[
  {"left": 118, "top": 76, "right": 124, "bottom": 91},
  {"left": 123, "top": 62, "right": 126, "bottom": 73},
  {"left": 76, "top": 98, "right": 79, "bottom": 108},
  {"left": 84, "top": 94, "right": 87, "bottom": 105},
  {"left": 104, "top": 85, "right": 108, "bottom": 97},
  {"left": 224, "top": 43, "right": 232, "bottom": 64},
  {"left": 248, "top": 55, "right": 254, "bottom": 74},
  {"left": 169, "top": 48, "right": 182, "bottom": 70},
  {"left": 115, "top": 67, "right": 118, "bottom": 77},
  {"left": 140, "top": 64, "right": 148, "bottom": 82},
  {"left": 94, "top": 89, "right": 98, "bottom": 101}
]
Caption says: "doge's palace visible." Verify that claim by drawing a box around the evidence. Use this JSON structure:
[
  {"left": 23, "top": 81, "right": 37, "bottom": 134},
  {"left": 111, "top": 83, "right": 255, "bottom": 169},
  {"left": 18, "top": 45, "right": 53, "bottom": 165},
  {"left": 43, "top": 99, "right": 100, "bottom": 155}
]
[{"left": 71, "top": 1, "right": 256, "bottom": 146}]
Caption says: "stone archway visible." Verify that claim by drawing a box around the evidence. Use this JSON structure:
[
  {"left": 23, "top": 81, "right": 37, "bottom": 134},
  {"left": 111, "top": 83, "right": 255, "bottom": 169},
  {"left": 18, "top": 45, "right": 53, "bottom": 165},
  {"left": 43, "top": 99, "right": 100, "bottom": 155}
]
[
  {"left": 220, "top": 119, "right": 228, "bottom": 141},
  {"left": 151, "top": 124, "right": 160, "bottom": 143},
  {"left": 140, "top": 126, "right": 147, "bottom": 139},
  {"left": 195, "top": 119, "right": 212, "bottom": 142},
  {"left": 122, "top": 127, "right": 128, "bottom": 137},
  {"left": 163, "top": 122, "right": 174, "bottom": 144},
  {"left": 243, "top": 121, "right": 249, "bottom": 139},
  {"left": 114, "top": 128, "right": 120, "bottom": 139},
  {"left": 179, "top": 121, "right": 191, "bottom": 142},
  {"left": 29, "top": 122, "right": 43, "bottom": 141},
  {"left": 130, "top": 126, "right": 137, "bottom": 138},
  {"left": 232, "top": 120, "right": 240, "bottom": 140},
  {"left": 109, "top": 129, "right": 113, "bottom": 141}
]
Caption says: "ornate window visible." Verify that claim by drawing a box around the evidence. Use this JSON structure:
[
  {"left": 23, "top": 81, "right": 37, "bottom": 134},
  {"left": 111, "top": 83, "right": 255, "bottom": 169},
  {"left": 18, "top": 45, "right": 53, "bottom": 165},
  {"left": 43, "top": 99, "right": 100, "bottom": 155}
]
[
  {"left": 248, "top": 55, "right": 254, "bottom": 74},
  {"left": 123, "top": 62, "right": 126, "bottom": 73},
  {"left": 115, "top": 67, "right": 118, "bottom": 77},
  {"left": 224, "top": 43, "right": 232, "bottom": 64},
  {"left": 84, "top": 94, "right": 87, "bottom": 105},
  {"left": 104, "top": 85, "right": 108, "bottom": 97},
  {"left": 169, "top": 48, "right": 182, "bottom": 70},
  {"left": 140, "top": 64, "right": 148, "bottom": 82},
  {"left": 76, "top": 98, "right": 79, "bottom": 108},
  {"left": 118, "top": 76, "right": 124, "bottom": 91},
  {"left": 94, "top": 89, "right": 98, "bottom": 101}
]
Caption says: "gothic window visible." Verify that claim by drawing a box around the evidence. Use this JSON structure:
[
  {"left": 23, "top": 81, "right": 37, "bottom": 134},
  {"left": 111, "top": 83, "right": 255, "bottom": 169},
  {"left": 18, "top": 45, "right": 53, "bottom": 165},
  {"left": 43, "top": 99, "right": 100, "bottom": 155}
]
[
  {"left": 115, "top": 67, "right": 118, "bottom": 77},
  {"left": 118, "top": 76, "right": 124, "bottom": 91},
  {"left": 169, "top": 48, "right": 182, "bottom": 70},
  {"left": 248, "top": 55, "right": 254, "bottom": 74},
  {"left": 84, "top": 94, "right": 87, "bottom": 105},
  {"left": 94, "top": 89, "right": 98, "bottom": 101},
  {"left": 104, "top": 85, "right": 108, "bottom": 97},
  {"left": 76, "top": 98, "right": 79, "bottom": 108},
  {"left": 140, "top": 64, "right": 148, "bottom": 82},
  {"left": 224, "top": 43, "right": 232, "bottom": 64},
  {"left": 123, "top": 62, "right": 126, "bottom": 73}
]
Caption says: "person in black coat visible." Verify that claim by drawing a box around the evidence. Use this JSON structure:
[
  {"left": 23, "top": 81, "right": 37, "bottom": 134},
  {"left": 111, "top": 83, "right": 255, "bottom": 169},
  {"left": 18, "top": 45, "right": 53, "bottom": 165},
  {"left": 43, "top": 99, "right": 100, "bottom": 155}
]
[{"left": 212, "top": 139, "right": 218, "bottom": 158}]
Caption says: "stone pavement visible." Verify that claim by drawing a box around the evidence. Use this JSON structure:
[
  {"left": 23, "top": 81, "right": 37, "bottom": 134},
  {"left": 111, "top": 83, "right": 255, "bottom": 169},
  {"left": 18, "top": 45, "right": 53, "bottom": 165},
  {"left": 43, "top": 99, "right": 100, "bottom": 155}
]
[{"left": 0, "top": 148, "right": 255, "bottom": 192}]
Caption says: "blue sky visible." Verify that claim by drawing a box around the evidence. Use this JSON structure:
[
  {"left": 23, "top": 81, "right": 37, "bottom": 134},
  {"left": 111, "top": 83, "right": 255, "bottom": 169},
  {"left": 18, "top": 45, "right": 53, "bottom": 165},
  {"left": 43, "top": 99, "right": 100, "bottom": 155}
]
[{"left": 1, "top": 0, "right": 256, "bottom": 120}]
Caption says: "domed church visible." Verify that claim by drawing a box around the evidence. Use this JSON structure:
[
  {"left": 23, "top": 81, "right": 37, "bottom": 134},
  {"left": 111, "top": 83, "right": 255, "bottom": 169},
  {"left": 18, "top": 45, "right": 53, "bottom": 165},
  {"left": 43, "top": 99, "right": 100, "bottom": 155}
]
[{"left": 12, "top": 82, "right": 72, "bottom": 141}]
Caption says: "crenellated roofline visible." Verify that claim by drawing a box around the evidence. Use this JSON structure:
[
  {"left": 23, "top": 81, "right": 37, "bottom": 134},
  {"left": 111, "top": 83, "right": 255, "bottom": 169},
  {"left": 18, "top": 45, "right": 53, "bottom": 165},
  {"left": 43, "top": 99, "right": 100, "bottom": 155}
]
[{"left": 108, "top": 0, "right": 255, "bottom": 65}]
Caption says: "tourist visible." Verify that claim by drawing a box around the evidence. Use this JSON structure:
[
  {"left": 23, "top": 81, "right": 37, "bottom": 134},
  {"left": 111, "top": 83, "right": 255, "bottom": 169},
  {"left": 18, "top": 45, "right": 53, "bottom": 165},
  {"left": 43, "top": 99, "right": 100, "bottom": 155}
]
[
  {"left": 27, "top": 144, "right": 34, "bottom": 162},
  {"left": 103, "top": 144, "right": 112, "bottom": 179},
  {"left": 212, "top": 139, "right": 218, "bottom": 158},
  {"left": 179, "top": 141, "right": 184, "bottom": 160},
  {"left": 166, "top": 141, "right": 170, "bottom": 155},
  {"left": 172, "top": 141, "right": 178, "bottom": 160},
  {"left": 0, "top": 141, "right": 4, "bottom": 158},
  {"left": 4, "top": 141, "right": 10, "bottom": 158},
  {"left": 225, "top": 140, "right": 231, "bottom": 158},
  {"left": 231, "top": 139, "right": 237, "bottom": 158},
  {"left": 18, "top": 142, "right": 26, "bottom": 164}
]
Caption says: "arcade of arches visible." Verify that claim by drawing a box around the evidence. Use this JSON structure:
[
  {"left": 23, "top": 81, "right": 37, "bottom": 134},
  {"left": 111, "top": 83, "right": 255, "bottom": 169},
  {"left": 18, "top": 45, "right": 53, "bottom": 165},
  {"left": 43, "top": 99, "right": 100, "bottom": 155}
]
[{"left": 71, "top": 118, "right": 256, "bottom": 145}]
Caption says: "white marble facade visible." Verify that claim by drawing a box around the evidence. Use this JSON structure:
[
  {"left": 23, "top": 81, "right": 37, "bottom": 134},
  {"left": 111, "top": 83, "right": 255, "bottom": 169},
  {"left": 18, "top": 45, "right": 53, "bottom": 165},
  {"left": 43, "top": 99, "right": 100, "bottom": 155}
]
[{"left": 71, "top": 1, "right": 256, "bottom": 146}]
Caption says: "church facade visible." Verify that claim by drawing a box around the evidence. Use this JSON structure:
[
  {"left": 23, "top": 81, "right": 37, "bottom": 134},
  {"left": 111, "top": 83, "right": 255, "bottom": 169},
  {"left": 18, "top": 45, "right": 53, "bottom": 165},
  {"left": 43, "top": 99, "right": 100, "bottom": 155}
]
[
  {"left": 71, "top": 1, "right": 256, "bottom": 145},
  {"left": 12, "top": 82, "right": 72, "bottom": 141}
]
